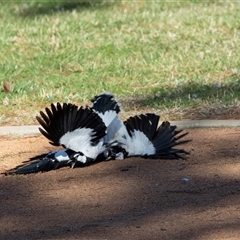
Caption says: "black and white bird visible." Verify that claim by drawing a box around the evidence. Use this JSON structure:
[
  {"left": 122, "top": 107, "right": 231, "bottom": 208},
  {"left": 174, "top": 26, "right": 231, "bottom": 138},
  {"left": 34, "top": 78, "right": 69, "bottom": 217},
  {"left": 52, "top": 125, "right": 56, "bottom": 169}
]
[
  {"left": 8, "top": 93, "right": 122, "bottom": 174},
  {"left": 36, "top": 102, "right": 110, "bottom": 166},
  {"left": 8, "top": 102, "right": 113, "bottom": 174},
  {"left": 92, "top": 94, "right": 191, "bottom": 160}
]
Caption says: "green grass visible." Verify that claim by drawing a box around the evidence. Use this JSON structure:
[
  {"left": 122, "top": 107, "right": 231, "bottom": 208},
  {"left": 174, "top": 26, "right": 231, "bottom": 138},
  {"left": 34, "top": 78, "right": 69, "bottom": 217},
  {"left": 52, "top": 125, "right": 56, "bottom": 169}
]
[{"left": 0, "top": 1, "right": 240, "bottom": 124}]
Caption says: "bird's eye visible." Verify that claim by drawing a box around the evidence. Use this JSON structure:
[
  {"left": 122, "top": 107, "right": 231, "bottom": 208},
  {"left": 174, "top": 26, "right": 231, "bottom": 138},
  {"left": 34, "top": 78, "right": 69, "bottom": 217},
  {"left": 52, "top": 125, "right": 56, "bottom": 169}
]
[{"left": 78, "top": 152, "right": 84, "bottom": 156}]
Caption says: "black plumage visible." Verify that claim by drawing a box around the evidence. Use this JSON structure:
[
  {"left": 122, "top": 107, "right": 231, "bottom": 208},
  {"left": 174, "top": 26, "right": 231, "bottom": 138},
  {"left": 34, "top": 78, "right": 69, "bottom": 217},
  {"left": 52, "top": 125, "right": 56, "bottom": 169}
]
[
  {"left": 91, "top": 92, "right": 121, "bottom": 114},
  {"left": 124, "top": 113, "right": 190, "bottom": 159},
  {"left": 36, "top": 103, "right": 106, "bottom": 147},
  {"left": 124, "top": 113, "right": 159, "bottom": 140},
  {"left": 5, "top": 149, "right": 77, "bottom": 175}
]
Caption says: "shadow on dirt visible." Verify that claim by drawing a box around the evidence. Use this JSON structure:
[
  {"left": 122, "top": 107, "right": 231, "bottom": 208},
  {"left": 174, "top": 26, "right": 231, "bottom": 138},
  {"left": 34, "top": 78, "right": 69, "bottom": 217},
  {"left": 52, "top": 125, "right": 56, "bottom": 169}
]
[{"left": 1, "top": 128, "right": 240, "bottom": 239}]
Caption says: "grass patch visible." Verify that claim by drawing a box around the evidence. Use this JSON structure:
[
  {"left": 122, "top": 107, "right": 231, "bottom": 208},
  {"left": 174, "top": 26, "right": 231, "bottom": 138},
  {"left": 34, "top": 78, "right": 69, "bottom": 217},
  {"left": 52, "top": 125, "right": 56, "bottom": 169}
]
[{"left": 0, "top": 1, "right": 240, "bottom": 124}]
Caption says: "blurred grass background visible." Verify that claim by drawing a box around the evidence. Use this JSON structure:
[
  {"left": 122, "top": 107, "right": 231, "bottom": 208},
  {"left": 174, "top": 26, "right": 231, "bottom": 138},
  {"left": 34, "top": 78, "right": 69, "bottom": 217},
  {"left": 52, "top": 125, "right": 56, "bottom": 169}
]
[{"left": 0, "top": 1, "right": 240, "bottom": 124}]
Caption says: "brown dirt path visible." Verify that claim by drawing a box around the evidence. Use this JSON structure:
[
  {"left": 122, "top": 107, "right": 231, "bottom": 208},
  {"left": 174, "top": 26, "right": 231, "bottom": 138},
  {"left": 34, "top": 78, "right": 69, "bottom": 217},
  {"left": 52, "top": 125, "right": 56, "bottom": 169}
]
[{"left": 0, "top": 128, "right": 240, "bottom": 240}]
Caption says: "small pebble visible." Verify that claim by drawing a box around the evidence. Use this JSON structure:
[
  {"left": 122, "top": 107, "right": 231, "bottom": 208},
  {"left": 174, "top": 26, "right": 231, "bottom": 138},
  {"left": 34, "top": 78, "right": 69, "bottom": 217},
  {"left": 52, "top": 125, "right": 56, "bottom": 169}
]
[{"left": 181, "top": 178, "right": 189, "bottom": 184}]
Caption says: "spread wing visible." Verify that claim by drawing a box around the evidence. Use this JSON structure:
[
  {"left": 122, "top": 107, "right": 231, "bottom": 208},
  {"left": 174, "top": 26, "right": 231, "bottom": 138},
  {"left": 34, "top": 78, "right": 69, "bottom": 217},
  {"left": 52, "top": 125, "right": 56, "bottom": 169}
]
[
  {"left": 36, "top": 103, "right": 107, "bottom": 151},
  {"left": 124, "top": 113, "right": 191, "bottom": 159}
]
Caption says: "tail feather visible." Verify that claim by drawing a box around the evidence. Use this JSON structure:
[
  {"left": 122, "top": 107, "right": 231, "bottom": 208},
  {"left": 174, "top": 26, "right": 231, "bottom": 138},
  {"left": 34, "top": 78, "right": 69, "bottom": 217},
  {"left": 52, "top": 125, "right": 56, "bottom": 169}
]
[
  {"left": 91, "top": 92, "right": 121, "bottom": 114},
  {"left": 5, "top": 149, "right": 79, "bottom": 175},
  {"left": 5, "top": 158, "right": 68, "bottom": 175},
  {"left": 91, "top": 92, "right": 124, "bottom": 145},
  {"left": 91, "top": 92, "right": 121, "bottom": 130}
]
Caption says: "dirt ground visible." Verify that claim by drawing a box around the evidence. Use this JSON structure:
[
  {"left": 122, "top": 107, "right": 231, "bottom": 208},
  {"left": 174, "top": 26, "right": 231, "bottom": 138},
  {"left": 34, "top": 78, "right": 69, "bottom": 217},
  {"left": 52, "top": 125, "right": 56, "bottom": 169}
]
[{"left": 0, "top": 128, "right": 240, "bottom": 240}]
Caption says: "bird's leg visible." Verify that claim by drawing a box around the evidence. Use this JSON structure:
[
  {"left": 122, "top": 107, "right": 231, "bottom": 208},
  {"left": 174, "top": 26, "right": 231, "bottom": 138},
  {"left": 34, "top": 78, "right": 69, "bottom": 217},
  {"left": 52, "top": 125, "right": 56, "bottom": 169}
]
[{"left": 70, "top": 161, "right": 76, "bottom": 169}]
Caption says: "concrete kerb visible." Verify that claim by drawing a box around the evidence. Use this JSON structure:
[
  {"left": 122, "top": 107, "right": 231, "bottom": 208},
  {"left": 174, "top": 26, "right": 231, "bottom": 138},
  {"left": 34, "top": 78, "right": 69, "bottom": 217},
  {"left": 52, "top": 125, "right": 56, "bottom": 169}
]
[
  {"left": 0, "top": 125, "right": 40, "bottom": 136},
  {"left": 0, "top": 120, "right": 240, "bottom": 136}
]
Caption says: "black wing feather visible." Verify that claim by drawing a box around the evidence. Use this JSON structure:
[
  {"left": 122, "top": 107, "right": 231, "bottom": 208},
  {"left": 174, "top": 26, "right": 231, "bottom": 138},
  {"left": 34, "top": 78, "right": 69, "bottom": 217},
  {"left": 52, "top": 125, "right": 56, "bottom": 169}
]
[
  {"left": 124, "top": 114, "right": 191, "bottom": 159},
  {"left": 36, "top": 103, "right": 107, "bottom": 146},
  {"left": 124, "top": 114, "right": 160, "bottom": 141},
  {"left": 151, "top": 121, "right": 191, "bottom": 159}
]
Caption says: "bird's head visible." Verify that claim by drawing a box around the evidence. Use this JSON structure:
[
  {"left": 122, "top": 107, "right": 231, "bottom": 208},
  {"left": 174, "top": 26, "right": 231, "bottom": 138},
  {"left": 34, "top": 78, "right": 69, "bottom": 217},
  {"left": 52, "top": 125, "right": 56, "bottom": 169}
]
[
  {"left": 69, "top": 151, "right": 93, "bottom": 168},
  {"left": 110, "top": 145, "right": 128, "bottom": 160}
]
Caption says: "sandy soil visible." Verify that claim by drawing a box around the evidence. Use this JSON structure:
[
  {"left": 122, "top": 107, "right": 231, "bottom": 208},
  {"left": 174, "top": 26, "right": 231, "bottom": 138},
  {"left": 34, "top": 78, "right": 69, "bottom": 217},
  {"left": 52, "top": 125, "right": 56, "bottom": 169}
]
[{"left": 0, "top": 128, "right": 240, "bottom": 240}]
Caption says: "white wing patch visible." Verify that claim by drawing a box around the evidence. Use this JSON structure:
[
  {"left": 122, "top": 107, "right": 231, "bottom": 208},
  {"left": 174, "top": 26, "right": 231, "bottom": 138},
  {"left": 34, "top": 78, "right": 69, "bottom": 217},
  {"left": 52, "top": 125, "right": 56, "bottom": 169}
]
[
  {"left": 59, "top": 128, "right": 94, "bottom": 152},
  {"left": 53, "top": 150, "right": 71, "bottom": 161},
  {"left": 105, "top": 115, "right": 124, "bottom": 142},
  {"left": 59, "top": 128, "right": 105, "bottom": 160},
  {"left": 94, "top": 110, "right": 118, "bottom": 127},
  {"left": 127, "top": 130, "right": 156, "bottom": 156}
]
